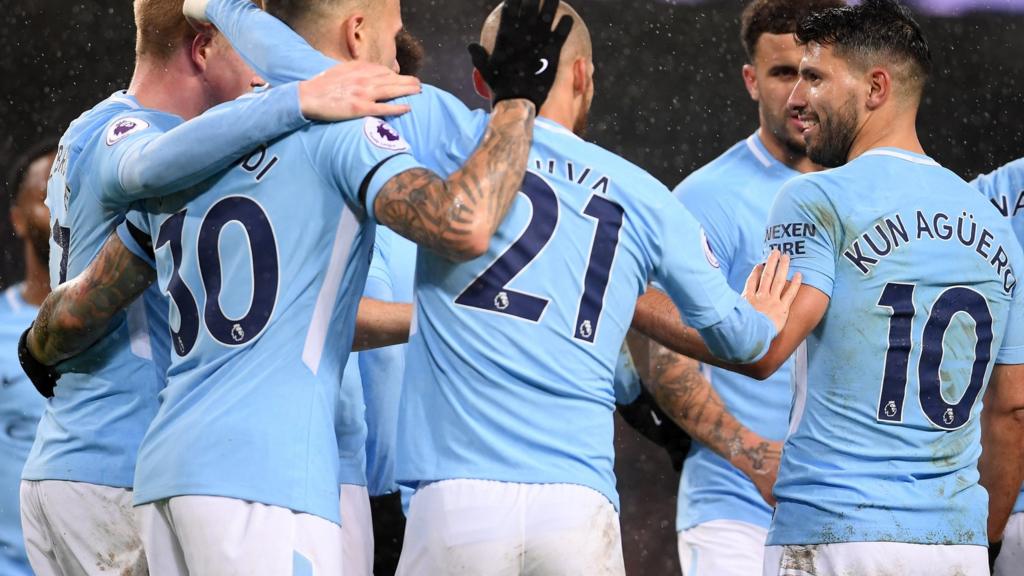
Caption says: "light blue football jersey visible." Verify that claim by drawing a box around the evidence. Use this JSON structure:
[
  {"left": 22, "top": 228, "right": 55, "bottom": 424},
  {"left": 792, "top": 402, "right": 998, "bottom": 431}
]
[
  {"left": 201, "top": 0, "right": 778, "bottom": 511},
  {"left": 25, "top": 94, "right": 173, "bottom": 487},
  {"left": 26, "top": 85, "right": 314, "bottom": 488},
  {"left": 0, "top": 285, "right": 44, "bottom": 576},
  {"left": 121, "top": 108, "right": 423, "bottom": 524},
  {"left": 971, "top": 156, "right": 1024, "bottom": 516},
  {"left": 673, "top": 132, "right": 799, "bottom": 532},
  {"left": 360, "top": 227, "right": 416, "bottom": 497},
  {"left": 396, "top": 115, "right": 775, "bottom": 511},
  {"left": 765, "top": 148, "right": 1024, "bottom": 546},
  {"left": 338, "top": 356, "right": 368, "bottom": 488}
]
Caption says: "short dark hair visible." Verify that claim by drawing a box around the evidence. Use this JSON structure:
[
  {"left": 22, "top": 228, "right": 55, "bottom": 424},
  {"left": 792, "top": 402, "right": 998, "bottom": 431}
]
[
  {"left": 795, "top": 0, "right": 932, "bottom": 96},
  {"left": 6, "top": 139, "right": 58, "bottom": 204},
  {"left": 740, "top": 0, "right": 846, "bottom": 61}
]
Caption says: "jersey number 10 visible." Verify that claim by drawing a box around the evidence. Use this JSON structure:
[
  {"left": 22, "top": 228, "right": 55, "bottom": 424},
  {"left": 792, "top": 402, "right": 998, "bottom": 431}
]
[
  {"left": 876, "top": 282, "right": 992, "bottom": 430},
  {"left": 454, "top": 173, "right": 623, "bottom": 344}
]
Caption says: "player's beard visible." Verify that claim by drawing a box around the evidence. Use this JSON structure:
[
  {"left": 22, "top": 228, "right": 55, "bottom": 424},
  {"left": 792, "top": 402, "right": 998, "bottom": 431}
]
[
  {"left": 806, "top": 94, "right": 858, "bottom": 169},
  {"left": 573, "top": 92, "right": 593, "bottom": 137}
]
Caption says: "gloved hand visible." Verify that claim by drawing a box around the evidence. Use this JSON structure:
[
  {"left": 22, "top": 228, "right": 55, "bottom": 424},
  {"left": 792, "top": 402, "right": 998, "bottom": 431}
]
[
  {"left": 617, "top": 383, "right": 691, "bottom": 472},
  {"left": 468, "top": 0, "right": 574, "bottom": 110},
  {"left": 18, "top": 325, "right": 58, "bottom": 398}
]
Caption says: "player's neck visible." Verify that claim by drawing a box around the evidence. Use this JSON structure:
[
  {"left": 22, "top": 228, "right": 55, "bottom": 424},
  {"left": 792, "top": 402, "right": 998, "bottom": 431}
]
[
  {"left": 538, "top": 98, "right": 577, "bottom": 135},
  {"left": 757, "top": 127, "right": 818, "bottom": 174},
  {"left": 127, "top": 55, "right": 208, "bottom": 121},
  {"left": 20, "top": 244, "right": 49, "bottom": 307},
  {"left": 847, "top": 111, "right": 926, "bottom": 162}
]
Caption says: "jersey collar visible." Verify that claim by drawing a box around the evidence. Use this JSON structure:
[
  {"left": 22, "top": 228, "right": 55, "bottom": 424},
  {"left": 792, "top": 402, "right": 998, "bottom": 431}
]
[
  {"left": 4, "top": 284, "right": 30, "bottom": 313},
  {"left": 745, "top": 131, "right": 775, "bottom": 169},
  {"left": 860, "top": 147, "right": 939, "bottom": 166},
  {"left": 107, "top": 90, "right": 141, "bottom": 110},
  {"left": 536, "top": 117, "right": 580, "bottom": 141}
]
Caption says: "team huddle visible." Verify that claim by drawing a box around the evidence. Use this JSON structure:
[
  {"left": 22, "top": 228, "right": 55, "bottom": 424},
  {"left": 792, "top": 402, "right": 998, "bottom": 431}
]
[{"left": 2, "top": 0, "right": 1023, "bottom": 574}]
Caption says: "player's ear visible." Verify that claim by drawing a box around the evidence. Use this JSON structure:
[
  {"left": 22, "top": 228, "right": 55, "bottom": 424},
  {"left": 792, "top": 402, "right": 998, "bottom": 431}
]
[
  {"left": 742, "top": 64, "right": 759, "bottom": 102},
  {"left": 571, "top": 57, "right": 588, "bottom": 98},
  {"left": 191, "top": 29, "right": 215, "bottom": 73},
  {"left": 865, "top": 67, "right": 890, "bottom": 111},
  {"left": 343, "top": 14, "right": 366, "bottom": 61},
  {"left": 472, "top": 68, "right": 492, "bottom": 102}
]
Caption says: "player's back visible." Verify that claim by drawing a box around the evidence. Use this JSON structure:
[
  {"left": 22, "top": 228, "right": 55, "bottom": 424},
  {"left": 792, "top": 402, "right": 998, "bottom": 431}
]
[
  {"left": 0, "top": 286, "right": 44, "bottom": 575},
  {"left": 769, "top": 149, "right": 1024, "bottom": 546},
  {"left": 23, "top": 93, "right": 171, "bottom": 488},
  {"left": 128, "top": 111, "right": 420, "bottom": 524},
  {"left": 399, "top": 118, "right": 702, "bottom": 509}
]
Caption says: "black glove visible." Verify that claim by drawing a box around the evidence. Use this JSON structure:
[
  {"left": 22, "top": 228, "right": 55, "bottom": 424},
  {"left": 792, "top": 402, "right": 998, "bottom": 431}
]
[
  {"left": 989, "top": 539, "right": 1002, "bottom": 574},
  {"left": 467, "top": 0, "right": 574, "bottom": 109},
  {"left": 617, "top": 383, "right": 691, "bottom": 471},
  {"left": 18, "top": 325, "right": 58, "bottom": 398}
]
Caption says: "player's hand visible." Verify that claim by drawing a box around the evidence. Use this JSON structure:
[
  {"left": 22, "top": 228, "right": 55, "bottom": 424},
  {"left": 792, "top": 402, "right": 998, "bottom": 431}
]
[
  {"left": 18, "top": 326, "right": 58, "bottom": 399},
  {"left": 742, "top": 250, "right": 802, "bottom": 333},
  {"left": 743, "top": 436, "right": 782, "bottom": 507},
  {"left": 467, "top": 0, "right": 573, "bottom": 110},
  {"left": 298, "top": 62, "right": 421, "bottom": 121}
]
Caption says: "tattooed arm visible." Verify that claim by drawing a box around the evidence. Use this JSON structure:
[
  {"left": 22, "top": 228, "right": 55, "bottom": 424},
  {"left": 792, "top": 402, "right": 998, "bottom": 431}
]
[
  {"left": 27, "top": 234, "right": 154, "bottom": 365},
  {"left": 633, "top": 333, "right": 782, "bottom": 506},
  {"left": 374, "top": 99, "right": 535, "bottom": 262}
]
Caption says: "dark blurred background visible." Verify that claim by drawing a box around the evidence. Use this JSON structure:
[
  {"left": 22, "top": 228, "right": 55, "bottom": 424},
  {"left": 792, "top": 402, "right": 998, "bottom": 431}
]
[{"left": 2, "top": 1, "right": 1022, "bottom": 573}]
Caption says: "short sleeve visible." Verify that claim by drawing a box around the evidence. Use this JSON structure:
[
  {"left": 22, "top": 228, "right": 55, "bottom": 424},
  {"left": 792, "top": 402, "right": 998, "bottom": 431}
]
[
  {"left": 651, "top": 199, "right": 741, "bottom": 330},
  {"left": 675, "top": 178, "right": 738, "bottom": 280},
  {"left": 764, "top": 177, "right": 839, "bottom": 298},
  {"left": 321, "top": 117, "right": 426, "bottom": 223},
  {"left": 998, "top": 240, "right": 1024, "bottom": 365},
  {"left": 116, "top": 210, "right": 155, "bottom": 269},
  {"left": 386, "top": 85, "right": 488, "bottom": 175}
]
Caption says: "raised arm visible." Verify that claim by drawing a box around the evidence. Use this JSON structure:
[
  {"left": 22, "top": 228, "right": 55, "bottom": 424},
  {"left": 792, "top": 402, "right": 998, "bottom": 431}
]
[
  {"left": 113, "top": 64, "right": 420, "bottom": 203},
  {"left": 373, "top": 99, "right": 535, "bottom": 261},
  {"left": 635, "top": 333, "right": 780, "bottom": 506}
]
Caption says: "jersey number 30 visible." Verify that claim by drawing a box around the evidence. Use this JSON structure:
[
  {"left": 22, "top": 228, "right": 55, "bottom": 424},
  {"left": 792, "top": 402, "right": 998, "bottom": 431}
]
[
  {"left": 454, "top": 173, "right": 623, "bottom": 344},
  {"left": 876, "top": 282, "right": 993, "bottom": 430},
  {"left": 156, "top": 196, "right": 279, "bottom": 356}
]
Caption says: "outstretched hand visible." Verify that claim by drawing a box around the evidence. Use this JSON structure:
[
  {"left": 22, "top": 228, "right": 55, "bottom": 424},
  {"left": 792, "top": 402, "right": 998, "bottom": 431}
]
[
  {"left": 298, "top": 61, "right": 421, "bottom": 121},
  {"left": 742, "top": 250, "right": 802, "bottom": 333},
  {"left": 468, "top": 0, "right": 574, "bottom": 110}
]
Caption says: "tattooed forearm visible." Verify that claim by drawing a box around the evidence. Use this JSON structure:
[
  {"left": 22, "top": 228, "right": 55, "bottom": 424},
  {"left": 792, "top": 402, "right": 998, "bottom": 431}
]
[
  {"left": 28, "top": 234, "right": 155, "bottom": 365},
  {"left": 642, "top": 337, "right": 781, "bottom": 502},
  {"left": 375, "top": 99, "right": 536, "bottom": 261}
]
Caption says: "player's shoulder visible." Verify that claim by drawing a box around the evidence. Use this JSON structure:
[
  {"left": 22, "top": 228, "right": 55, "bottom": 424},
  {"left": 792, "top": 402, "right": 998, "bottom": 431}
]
[
  {"left": 971, "top": 157, "right": 1024, "bottom": 205},
  {"left": 674, "top": 136, "right": 763, "bottom": 197},
  {"left": 304, "top": 114, "right": 412, "bottom": 156}
]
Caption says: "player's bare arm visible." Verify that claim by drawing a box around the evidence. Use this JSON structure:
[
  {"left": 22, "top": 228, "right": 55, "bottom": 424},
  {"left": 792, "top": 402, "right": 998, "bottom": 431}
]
[
  {"left": 374, "top": 98, "right": 536, "bottom": 261},
  {"left": 635, "top": 335, "right": 780, "bottom": 506},
  {"left": 27, "top": 235, "right": 154, "bottom": 366},
  {"left": 634, "top": 251, "right": 814, "bottom": 379},
  {"left": 353, "top": 297, "right": 413, "bottom": 351},
  {"left": 979, "top": 362, "right": 1024, "bottom": 541}
]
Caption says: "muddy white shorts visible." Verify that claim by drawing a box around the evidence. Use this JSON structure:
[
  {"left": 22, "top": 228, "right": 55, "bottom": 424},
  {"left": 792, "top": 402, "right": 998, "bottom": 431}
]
[
  {"left": 678, "top": 519, "right": 767, "bottom": 575},
  {"left": 995, "top": 512, "right": 1024, "bottom": 576},
  {"left": 340, "top": 484, "right": 372, "bottom": 576},
  {"left": 397, "top": 479, "right": 625, "bottom": 576},
  {"left": 764, "top": 541, "right": 988, "bottom": 576},
  {"left": 20, "top": 479, "right": 147, "bottom": 576},
  {"left": 136, "top": 495, "right": 343, "bottom": 576}
]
